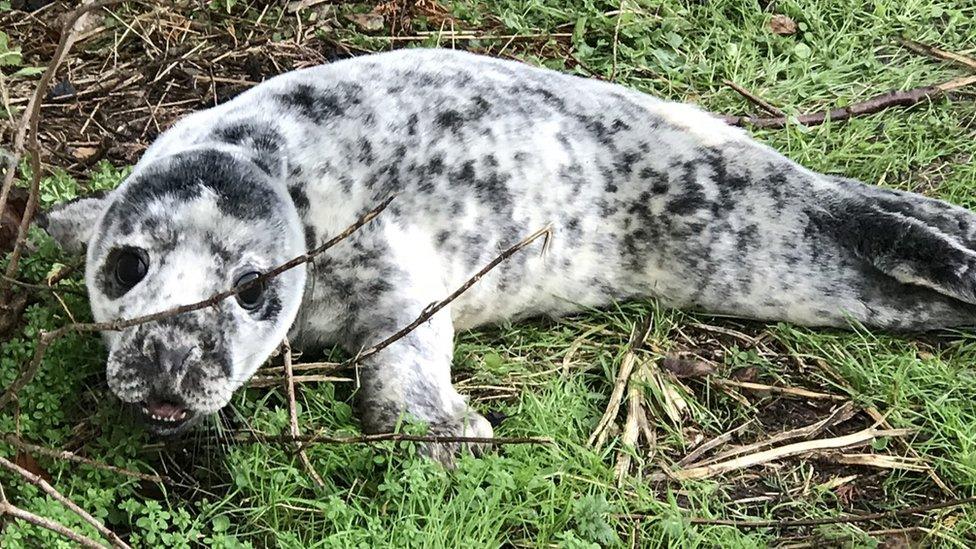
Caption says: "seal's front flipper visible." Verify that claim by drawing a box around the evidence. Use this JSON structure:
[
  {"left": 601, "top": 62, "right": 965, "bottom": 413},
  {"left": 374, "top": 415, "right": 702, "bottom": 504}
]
[{"left": 815, "top": 196, "right": 976, "bottom": 306}]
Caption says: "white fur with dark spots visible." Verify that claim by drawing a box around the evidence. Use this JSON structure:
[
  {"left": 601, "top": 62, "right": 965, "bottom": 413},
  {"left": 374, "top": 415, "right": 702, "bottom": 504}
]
[{"left": 42, "top": 49, "right": 976, "bottom": 462}]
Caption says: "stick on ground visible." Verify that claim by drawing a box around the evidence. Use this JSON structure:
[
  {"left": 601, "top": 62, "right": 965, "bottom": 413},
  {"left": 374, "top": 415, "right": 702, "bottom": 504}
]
[
  {"left": 897, "top": 38, "right": 976, "bottom": 72},
  {"left": 684, "top": 496, "right": 976, "bottom": 529},
  {"left": 723, "top": 79, "right": 785, "bottom": 116},
  {"left": 0, "top": 456, "right": 131, "bottom": 548},
  {"left": 689, "top": 401, "right": 856, "bottom": 468},
  {"left": 667, "top": 426, "right": 912, "bottom": 481},
  {"left": 0, "top": 498, "right": 106, "bottom": 549},
  {"left": 588, "top": 315, "right": 654, "bottom": 449},
  {"left": 722, "top": 74, "right": 976, "bottom": 129}
]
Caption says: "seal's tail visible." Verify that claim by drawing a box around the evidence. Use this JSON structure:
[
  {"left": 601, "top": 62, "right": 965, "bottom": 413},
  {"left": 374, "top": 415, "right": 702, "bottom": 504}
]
[{"left": 821, "top": 177, "right": 976, "bottom": 306}]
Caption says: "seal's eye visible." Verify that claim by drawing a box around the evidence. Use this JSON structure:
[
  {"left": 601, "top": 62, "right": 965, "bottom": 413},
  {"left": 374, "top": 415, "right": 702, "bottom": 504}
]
[
  {"left": 114, "top": 249, "right": 148, "bottom": 288},
  {"left": 234, "top": 271, "right": 265, "bottom": 310}
]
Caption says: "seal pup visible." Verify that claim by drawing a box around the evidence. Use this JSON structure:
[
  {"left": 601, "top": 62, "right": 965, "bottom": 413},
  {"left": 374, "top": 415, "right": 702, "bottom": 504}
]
[{"left": 40, "top": 48, "right": 976, "bottom": 463}]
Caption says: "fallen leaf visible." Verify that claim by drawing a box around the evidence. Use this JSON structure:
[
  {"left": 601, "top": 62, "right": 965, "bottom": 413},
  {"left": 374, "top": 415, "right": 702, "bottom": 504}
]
[
  {"left": 346, "top": 13, "right": 384, "bottom": 32},
  {"left": 731, "top": 366, "right": 759, "bottom": 382},
  {"left": 661, "top": 355, "right": 715, "bottom": 378},
  {"left": 769, "top": 14, "right": 797, "bottom": 36},
  {"left": 15, "top": 451, "right": 53, "bottom": 483},
  {"left": 1, "top": 186, "right": 29, "bottom": 253},
  {"left": 46, "top": 79, "right": 76, "bottom": 101},
  {"left": 879, "top": 532, "right": 915, "bottom": 549},
  {"left": 71, "top": 146, "right": 100, "bottom": 162},
  {"left": 0, "top": 289, "right": 30, "bottom": 338}
]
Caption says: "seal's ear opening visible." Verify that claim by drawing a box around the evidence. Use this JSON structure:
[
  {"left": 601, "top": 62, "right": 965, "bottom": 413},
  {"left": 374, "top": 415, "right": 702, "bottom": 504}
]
[{"left": 36, "top": 190, "right": 113, "bottom": 254}]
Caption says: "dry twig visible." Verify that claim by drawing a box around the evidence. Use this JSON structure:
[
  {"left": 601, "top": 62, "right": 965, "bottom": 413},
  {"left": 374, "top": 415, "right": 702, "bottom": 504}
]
[
  {"left": 4, "top": 434, "right": 167, "bottom": 483},
  {"left": 281, "top": 339, "right": 325, "bottom": 487},
  {"left": 614, "top": 358, "right": 655, "bottom": 483},
  {"left": 588, "top": 315, "right": 654, "bottom": 449},
  {"left": 351, "top": 224, "right": 552, "bottom": 365},
  {"left": 140, "top": 432, "right": 554, "bottom": 453},
  {"left": 690, "top": 402, "right": 856, "bottom": 467},
  {"left": 675, "top": 420, "right": 754, "bottom": 467},
  {"left": 0, "top": 196, "right": 393, "bottom": 409},
  {"left": 682, "top": 496, "right": 976, "bottom": 529},
  {"left": 897, "top": 38, "right": 976, "bottom": 72},
  {"left": 723, "top": 74, "right": 976, "bottom": 129},
  {"left": 0, "top": 0, "right": 124, "bottom": 298},
  {"left": 812, "top": 452, "right": 930, "bottom": 472},
  {"left": 723, "top": 79, "right": 785, "bottom": 116},
  {"left": 248, "top": 374, "right": 352, "bottom": 388},
  {"left": 0, "top": 456, "right": 130, "bottom": 548},
  {"left": 0, "top": 498, "right": 105, "bottom": 549},
  {"left": 709, "top": 379, "right": 847, "bottom": 401},
  {"left": 665, "top": 426, "right": 911, "bottom": 481}
]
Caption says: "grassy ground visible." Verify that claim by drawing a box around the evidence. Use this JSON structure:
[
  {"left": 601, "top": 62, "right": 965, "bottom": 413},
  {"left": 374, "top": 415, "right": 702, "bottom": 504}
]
[{"left": 2, "top": 0, "right": 976, "bottom": 546}]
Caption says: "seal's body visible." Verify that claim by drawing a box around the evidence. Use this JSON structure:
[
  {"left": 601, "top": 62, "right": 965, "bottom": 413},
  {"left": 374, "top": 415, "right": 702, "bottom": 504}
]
[{"left": 43, "top": 49, "right": 976, "bottom": 461}]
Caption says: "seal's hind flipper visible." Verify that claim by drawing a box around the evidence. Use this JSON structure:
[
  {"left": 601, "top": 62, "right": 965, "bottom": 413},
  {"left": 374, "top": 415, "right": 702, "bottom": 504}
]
[{"left": 815, "top": 195, "right": 976, "bottom": 306}]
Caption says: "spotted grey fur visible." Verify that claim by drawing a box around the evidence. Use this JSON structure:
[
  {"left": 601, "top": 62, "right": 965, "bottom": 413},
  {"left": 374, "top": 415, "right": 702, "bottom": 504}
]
[{"left": 41, "top": 49, "right": 976, "bottom": 463}]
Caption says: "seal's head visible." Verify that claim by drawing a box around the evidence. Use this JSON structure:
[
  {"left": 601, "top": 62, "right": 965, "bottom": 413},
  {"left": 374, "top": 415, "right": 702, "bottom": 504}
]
[{"left": 41, "top": 148, "right": 307, "bottom": 434}]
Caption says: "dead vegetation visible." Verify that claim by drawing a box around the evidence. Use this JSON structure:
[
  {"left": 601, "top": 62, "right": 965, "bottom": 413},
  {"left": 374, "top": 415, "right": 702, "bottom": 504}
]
[{"left": 2, "top": 1, "right": 976, "bottom": 546}]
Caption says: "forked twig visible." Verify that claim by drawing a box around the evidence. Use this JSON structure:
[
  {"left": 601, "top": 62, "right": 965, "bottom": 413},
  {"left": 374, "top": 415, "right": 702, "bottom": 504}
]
[
  {"left": 0, "top": 498, "right": 105, "bottom": 549},
  {"left": 0, "top": 456, "right": 130, "bottom": 548}
]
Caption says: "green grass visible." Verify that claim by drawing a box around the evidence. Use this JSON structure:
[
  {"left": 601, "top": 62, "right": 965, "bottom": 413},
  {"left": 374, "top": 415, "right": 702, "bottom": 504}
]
[{"left": 3, "top": 0, "right": 976, "bottom": 546}]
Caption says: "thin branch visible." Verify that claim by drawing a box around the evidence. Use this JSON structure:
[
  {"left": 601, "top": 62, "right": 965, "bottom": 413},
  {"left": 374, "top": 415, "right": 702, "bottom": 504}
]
[
  {"left": 722, "top": 74, "right": 976, "bottom": 129},
  {"left": 142, "top": 432, "right": 554, "bottom": 453},
  {"left": 897, "top": 38, "right": 976, "bottom": 72},
  {"left": 675, "top": 419, "right": 754, "bottom": 468},
  {"left": 3, "top": 434, "right": 167, "bottom": 483},
  {"left": 1, "top": 275, "right": 87, "bottom": 297},
  {"left": 681, "top": 496, "right": 976, "bottom": 529},
  {"left": 0, "top": 499, "right": 105, "bottom": 549},
  {"left": 247, "top": 374, "right": 351, "bottom": 388},
  {"left": 0, "top": 456, "right": 130, "bottom": 548},
  {"left": 281, "top": 339, "right": 325, "bottom": 488},
  {"left": 351, "top": 224, "right": 551, "bottom": 365},
  {"left": 688, "top": 402, "right": 856, "bottom": 468},
  {"left": 0, "top": 196, "right": 392, "bottom": 409},
  {"left": 0, "top": 0, "right": 125, "bottom": 297},
  {"left": 723, "top": 79, "right": 785, "bottom": 116},
  {"left": 664, "top": 427, "right": 912, "bottom": 481},
  {"left": 708, "top": 379, "right": 847, "bottom": 401}
]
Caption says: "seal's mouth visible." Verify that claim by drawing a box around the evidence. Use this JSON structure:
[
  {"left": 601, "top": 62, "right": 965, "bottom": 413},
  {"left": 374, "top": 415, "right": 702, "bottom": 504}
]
[{"left": 138, "top": 398, "right": 195, "bottom": 433}]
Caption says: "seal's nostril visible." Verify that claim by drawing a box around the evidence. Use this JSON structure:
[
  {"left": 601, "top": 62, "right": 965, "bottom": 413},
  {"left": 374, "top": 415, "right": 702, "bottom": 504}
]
[{"left": 142, "top": 337, "right": 158, "bottom": 359}]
